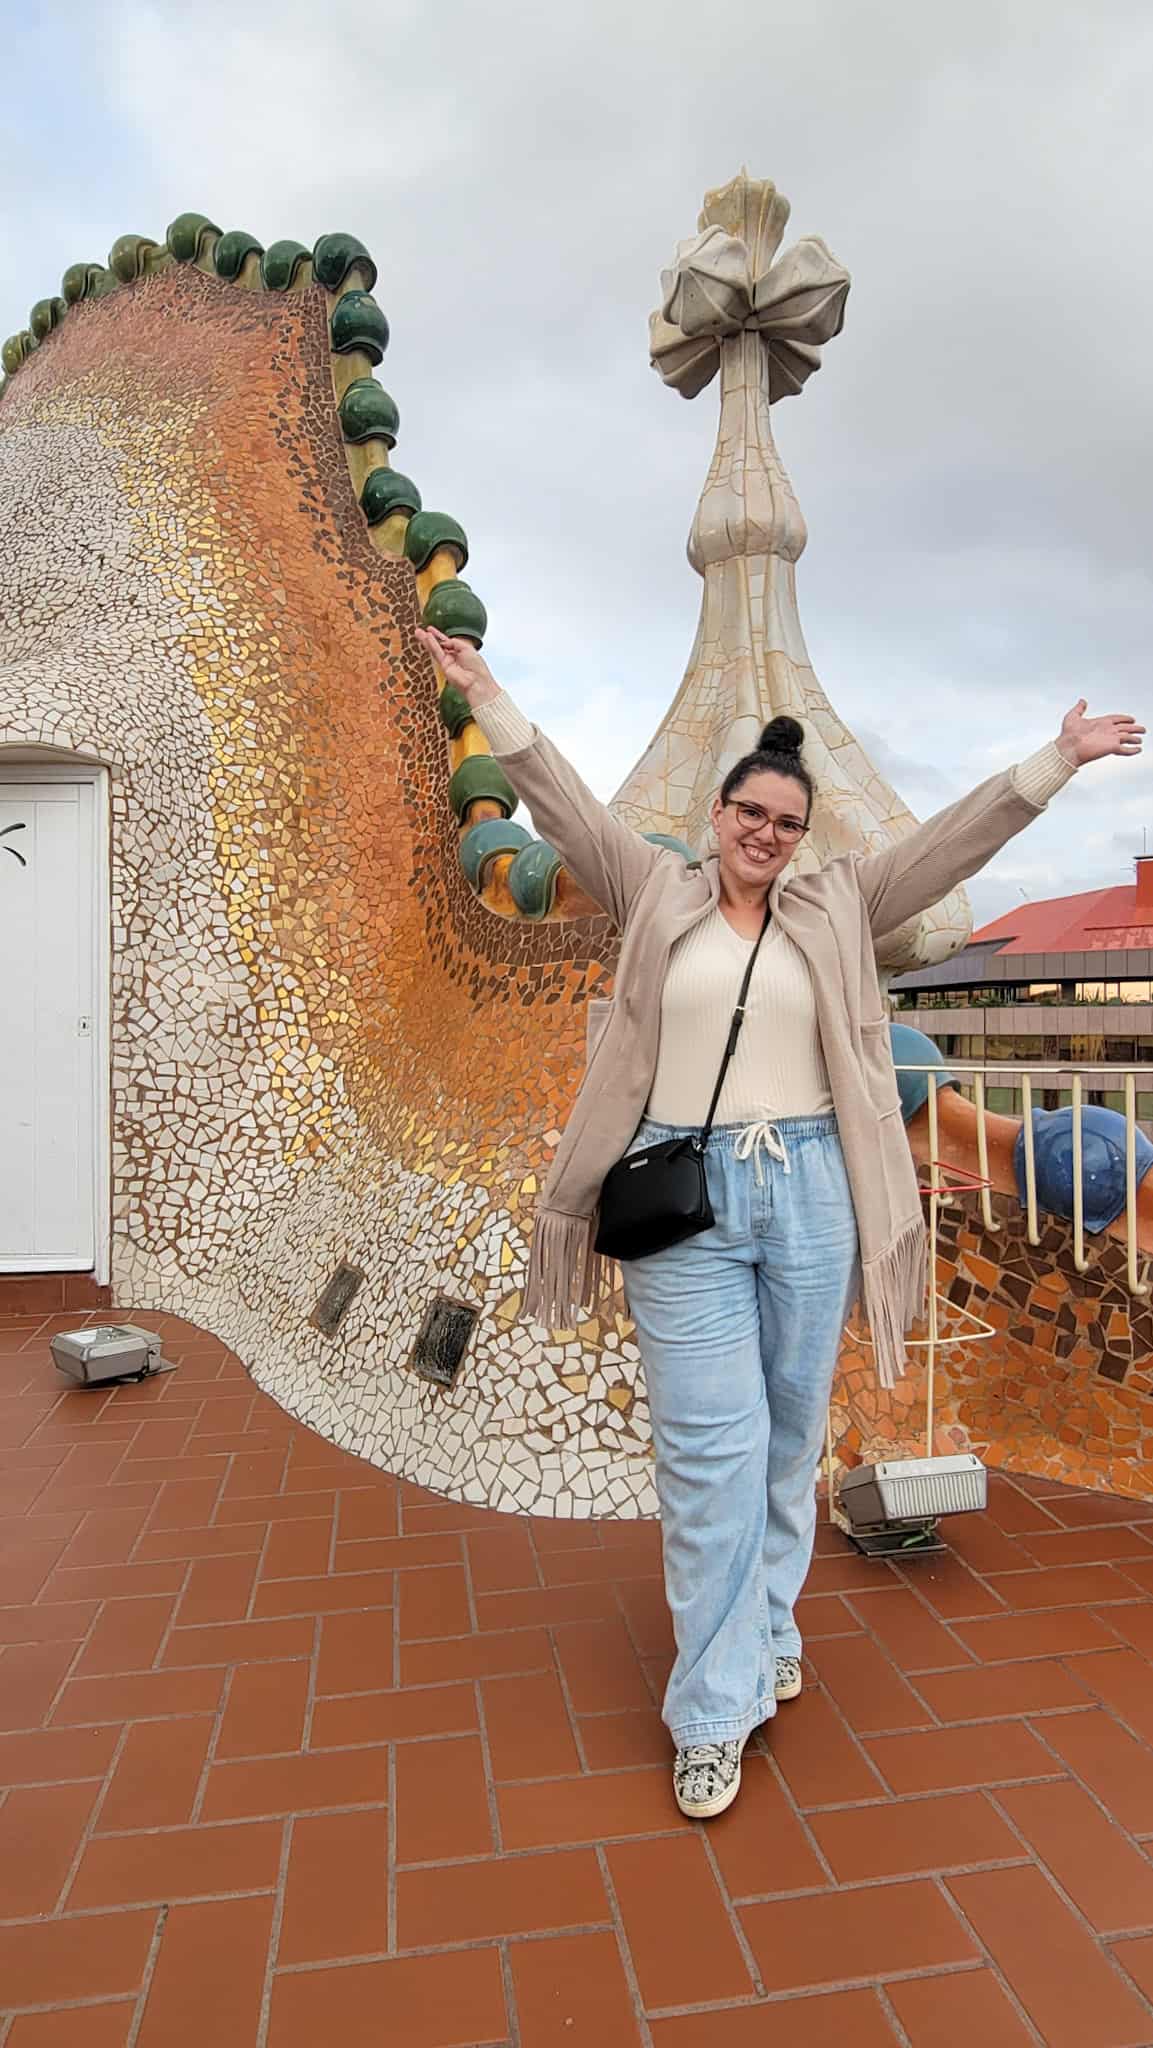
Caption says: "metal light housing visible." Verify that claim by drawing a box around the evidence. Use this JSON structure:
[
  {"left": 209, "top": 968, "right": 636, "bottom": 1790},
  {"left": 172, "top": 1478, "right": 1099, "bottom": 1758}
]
[{"left": 50, "top": 1323, "right": 170, "bottom": 1387}]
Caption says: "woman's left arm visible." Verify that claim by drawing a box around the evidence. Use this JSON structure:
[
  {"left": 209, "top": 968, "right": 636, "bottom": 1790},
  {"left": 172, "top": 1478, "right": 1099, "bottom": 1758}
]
[{"left": 855, "top": 701, "right": 1145, "bottom": 941}]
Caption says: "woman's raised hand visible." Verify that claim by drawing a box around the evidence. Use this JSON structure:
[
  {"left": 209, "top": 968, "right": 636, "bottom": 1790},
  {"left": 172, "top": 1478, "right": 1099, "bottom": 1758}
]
[
  {"left": 415, "top": 625, "right": 500, "bottom": 707},
  {"left": 1057, "top": 701, "right": 1146, "bottom": 767}
]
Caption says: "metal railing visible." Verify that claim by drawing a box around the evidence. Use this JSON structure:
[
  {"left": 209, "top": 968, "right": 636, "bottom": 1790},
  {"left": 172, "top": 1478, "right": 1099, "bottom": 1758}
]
[{"left": 894, "top": 1060, "right": 1151, "bottom": 1301}]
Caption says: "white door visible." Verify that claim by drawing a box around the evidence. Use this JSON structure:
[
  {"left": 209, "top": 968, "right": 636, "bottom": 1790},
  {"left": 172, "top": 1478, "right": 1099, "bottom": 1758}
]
[{"left": 0, "top": 781, "right": 96, "bottom": 1270}]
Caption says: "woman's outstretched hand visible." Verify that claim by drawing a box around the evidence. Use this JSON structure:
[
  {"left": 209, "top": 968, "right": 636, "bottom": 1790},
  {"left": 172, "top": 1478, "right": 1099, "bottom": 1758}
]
[
  {"left": 1056, "top": 701, "right": 1145, "bottom": 767},
  {"left": 415, "top": 625, "right": 500, "bottom": 708}
]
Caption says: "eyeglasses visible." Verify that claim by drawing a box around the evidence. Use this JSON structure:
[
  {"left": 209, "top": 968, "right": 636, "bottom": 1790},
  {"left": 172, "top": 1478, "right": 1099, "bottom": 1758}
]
[{"left": 724, "top": 799, "right": 809, "bottom": 842}]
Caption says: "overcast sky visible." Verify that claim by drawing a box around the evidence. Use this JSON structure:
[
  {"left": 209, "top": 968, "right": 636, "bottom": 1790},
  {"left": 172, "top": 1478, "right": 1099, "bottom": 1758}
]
[{"left": 3, "top": 0, "right": 1150, "bottom": 925}]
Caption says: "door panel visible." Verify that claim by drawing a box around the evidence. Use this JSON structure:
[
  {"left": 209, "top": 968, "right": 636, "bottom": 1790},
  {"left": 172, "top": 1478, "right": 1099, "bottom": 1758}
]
[{"left": 0, "top": 783, "right": 95, "bottom": 1267}]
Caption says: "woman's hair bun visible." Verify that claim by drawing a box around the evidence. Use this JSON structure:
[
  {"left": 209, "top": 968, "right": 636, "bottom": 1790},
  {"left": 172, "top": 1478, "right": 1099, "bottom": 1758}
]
[{"left": 759, "top": 713, "right": 804, "bottom": 759}]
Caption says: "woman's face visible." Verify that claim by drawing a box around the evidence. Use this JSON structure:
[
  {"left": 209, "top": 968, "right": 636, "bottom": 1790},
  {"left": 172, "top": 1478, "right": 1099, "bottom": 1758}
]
[{"left": 710, "top": 767, "right": 810, "bottom": 893}]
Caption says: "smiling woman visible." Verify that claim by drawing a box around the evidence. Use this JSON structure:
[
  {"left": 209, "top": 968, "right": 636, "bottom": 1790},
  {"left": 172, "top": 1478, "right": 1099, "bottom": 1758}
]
[{"left": 417, "top": 605, "right": 1142, "bottom": 1814}]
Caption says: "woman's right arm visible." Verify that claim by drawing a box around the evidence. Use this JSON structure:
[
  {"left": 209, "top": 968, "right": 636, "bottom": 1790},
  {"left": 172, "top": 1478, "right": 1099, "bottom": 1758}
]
[{"left": 417, "top": 626, "right": 661, "bottom": 928}]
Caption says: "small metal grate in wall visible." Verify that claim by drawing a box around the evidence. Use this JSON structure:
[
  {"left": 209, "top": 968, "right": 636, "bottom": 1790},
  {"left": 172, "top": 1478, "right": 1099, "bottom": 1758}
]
[
  {"left": 310, "top": 1263, "right": 365, "bottom": 1336},
  {"left": 412, "top": 1295, "right": 478, "bottom": 1387}
]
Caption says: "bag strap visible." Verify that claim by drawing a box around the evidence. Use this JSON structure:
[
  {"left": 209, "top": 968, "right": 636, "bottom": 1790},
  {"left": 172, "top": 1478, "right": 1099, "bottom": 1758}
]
[{"left": 699, "top": 899, "right": 773, "bottom": 1145}]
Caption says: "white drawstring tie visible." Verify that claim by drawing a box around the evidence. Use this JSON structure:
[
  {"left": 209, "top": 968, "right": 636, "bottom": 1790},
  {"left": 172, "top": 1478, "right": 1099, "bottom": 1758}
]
[{"left": 734, "top": 1115, "right": 791, "bottom": 1185}]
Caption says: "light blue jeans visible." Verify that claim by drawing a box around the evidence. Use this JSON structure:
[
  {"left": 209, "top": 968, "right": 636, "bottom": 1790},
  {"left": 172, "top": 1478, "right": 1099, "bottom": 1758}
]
[{"left": 620, "top": 1115, "right": 859, "bottom": 1748}]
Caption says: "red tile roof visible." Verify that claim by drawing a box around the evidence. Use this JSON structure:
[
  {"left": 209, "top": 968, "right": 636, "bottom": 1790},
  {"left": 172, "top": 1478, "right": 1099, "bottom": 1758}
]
[{"left": 973, "top": 883, "right": 1153, "bottom": 955}]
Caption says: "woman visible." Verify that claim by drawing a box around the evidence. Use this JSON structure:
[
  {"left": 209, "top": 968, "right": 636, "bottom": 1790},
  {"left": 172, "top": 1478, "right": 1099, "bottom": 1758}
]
[{"left": 417, "top": 623, "right": 1143, "bottom": 1819}]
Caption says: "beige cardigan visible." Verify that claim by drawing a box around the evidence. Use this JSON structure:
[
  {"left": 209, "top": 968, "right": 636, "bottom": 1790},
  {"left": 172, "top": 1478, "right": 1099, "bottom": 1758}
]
[{"left": 477, "top": 694, "right": 1074, "bottom": 1387}]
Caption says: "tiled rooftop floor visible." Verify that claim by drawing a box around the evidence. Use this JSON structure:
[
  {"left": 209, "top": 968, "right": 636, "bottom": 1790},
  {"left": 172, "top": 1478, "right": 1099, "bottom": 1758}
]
[{"left": 5, "top": 1314, "right": 1153, "bottom": 2044}]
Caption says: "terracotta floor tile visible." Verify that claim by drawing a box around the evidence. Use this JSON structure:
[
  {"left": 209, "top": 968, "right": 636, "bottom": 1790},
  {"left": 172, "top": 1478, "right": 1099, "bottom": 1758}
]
[
  {"left": 215, "top": 1489, "right": 335, "bottom": 1525},
  {"left": 955, "top": 1607, "right": 1119, "bottom": 1662},
  {"left": 220, "top": 1449, "right": 288, "bottom": 1498},
  {"left": 135, "top": 1525, "right": 265, "bottom": 1563},
  {"left": 144, "top": 1475, "right": 224, "bottom": 1532},
  {"left": 72, "top": 1594, "right": 176, "bottom": 1678},
  {"left": 1071, "top": 1648, "right": 1153, "bottom": 1745},
  {"left": 579, "top": 1708, "right": 670, "bottom": 1771},
  {"left": 849, "top": 1586, "right": 972, "bottom": 1671},
  {"left": 251, "top": 1568, "right": 393, "bottom": 1619},
  {"left": 52, "top": 1666, "right": 224, "bottom": 1725},
  {"left": 800, "top": 1550, "right": 897, "bottom": 1596},
  {"left": 1100, "top": 1602, "right": 1153, "bottom": 1657},
  {"left": 792, "top": 1591, "right": 863, "bottom": 1640},
  {"left": 333, "top": 1531, "right": 462, "bottom": 1572},
  {"left": 554, "top": 1617, "right": 653, "bottom": 1714},
  {"left": 500, "top": 1765, "right": 683, "bottom": 1849},
  {"left": 96, "top": 1716, "right": 215, "bottom": 1831},
  {"left": 610, "top": 1832, "right": 754, "bottom": 2008},
  {"left": 5, "top": 2005, "right": 135, "bottom": 2047},
  {"left": 808, "top": 1634, "right": 932, "bottom": 1734},
  {"left": 1019, "top": 1525, "right": 1153, "bottom": 1566},
  {"left": 1043, "top": 1708, "right": 1153, "bottom": 1832},
  {"left": 395, "top": 1733, "right": 493, "bottom": 1863},
  {"left": 0, "top": 1910, "right": 155, "bottom": 2008},
  {"left": 311, "top": 1680, "right": 476, "bottom": 1748},
  {"left": 399, "top": 1846, "right": 609, "bottom": 1947},
  {"left": 914, "top": 1656, "right": 1094, "bottom": 1720},
  {"left": 0, "top": 1699, "right": 100, "bottom": 1782},
  {"left": 0, "top": 1539, "right": 69, "bottom": 1605},
  {"left": 1114, "top": 1558, "right": 1153, "bottom": 1598},
  {"left": 810, "top": 1789, "right": 1020, "bottom": 1882},
  {"left": 999, "top": 1777, "right": 1153, "bottom": 1931},
  {"left": 900, "top": 1555, "right": 1007, "bottom": 1620},
  {"left": 650, "top": 1989, "right": 896, "bottom": 2046},
  {"left": 478, "top": 1581, "right": 618, "bottom": 1631},
  {"left": 529, "top": 1519, "right": 606, "bottom": 1553},
  {"left": 0, "top": 1781, "right": 100, "bottom": 1913},
  {"left": 995, "top": 1563, "right": 1136, "bottom": 1609},
  {"left": 1114, "top": 1933, "right": 1153, "bottom": 1999},
  {"left": 267, "top": 1946, "right": 507, "bottom": 2047},
  {"left": 948, "top": 1863, "right": 1153, "bottom": 2046},
  {"left": 161, "top": 1616, "right": 314, "bottom": 1666},
  {"left": 335, "top": 1486, "right": 401, "bottom": 1541},
  {"left": 466, "top": 1523, "right": 539, "bottom": 1593},
  {"left": 42, "top": 1561, "right": 186, "bottom": 1604},
  {"left": 742, "top": 1877, "right": 975, "bottom": 1991},
  {"left": 70, "top": 1819, "right": 281, "bottom": 1907},
  {"left": 943, "top": 1514, "right": 1034, "bottom": 1576},
  {"left": 259, "top": 1516, "right": 333, "bottom": 1579},
  {"left": 1051, "top": 1493, "right": 1153, "bottom": 1526},
  {"left": 984, "top": 1481, "right": 1063, "bottom": 1535},
  {"left": 615, "top": 1576, "right": 676, "bottom": 1655},
  {"left": 402, "top": 1623, "right": 553, "bottom": 1686},
  {"left": 482, "top": 1669, "right": 581, "bottom": 1779},
  {"left": 201, "top": 1743, "right": 390, "bottom": 1821},
  {"left": 0, "top": 1638, "right": 77, "bottom": 1730},
  {"left": 865, "top": 1720, "right": 1054, "bottom": 1795},
  {"left": 177, "top": 1553, "right": 260, "bottom": 1624},
  {"left": 707, "top": 1752, "right": 826, "bottom": 1898},
  {"left": 887, "top": 1968, "right": 1036, "bottom": 2045},
  {"left": 314, "top": 1606, "right": 393, "bottom": 1693},
  {"left": 539, "top": 1542, "right": 659, "bottom": 1588},
  {"left": 0, "top": 1598, "right": 97, "bottom": 1645},
  {"left": 397, "top": 1561, "right": 472, "bottom": 1639},
  {"left": 217, "top": 1656, "right": 310, "bottom": 1759},
  {"left": 278, "top": 1808, "right": 388, "bottom": 1963},
  {"left": 508, "top": 1929, "right": 639, "bottom": 2046},
  {"left": 766, "top": 1688, "right": 886, "bottom": 1807},
  {"left": 136, "top": 1894, "right": 274, "bottom": 2047}
]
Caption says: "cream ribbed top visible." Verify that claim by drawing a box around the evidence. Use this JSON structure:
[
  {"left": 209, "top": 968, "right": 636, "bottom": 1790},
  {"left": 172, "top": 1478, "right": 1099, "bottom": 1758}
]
[{"left": 646, "top": 907, "right": 833, "bottom": 1126}]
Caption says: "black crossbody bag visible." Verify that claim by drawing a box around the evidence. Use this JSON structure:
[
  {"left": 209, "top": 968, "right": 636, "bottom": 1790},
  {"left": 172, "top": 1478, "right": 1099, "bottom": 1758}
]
[{"left": 594, "top": 902, "right": 771, "bottom": 1263}]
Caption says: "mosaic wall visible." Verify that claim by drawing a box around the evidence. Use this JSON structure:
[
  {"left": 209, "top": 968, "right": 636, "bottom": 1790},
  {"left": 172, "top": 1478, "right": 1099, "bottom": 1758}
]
[
  {"left": 0, "top": 254, "right": 659, "bottom": 1517},
  {"left": 1, "top": 224, "right": 1148, "bottom": 1513}
]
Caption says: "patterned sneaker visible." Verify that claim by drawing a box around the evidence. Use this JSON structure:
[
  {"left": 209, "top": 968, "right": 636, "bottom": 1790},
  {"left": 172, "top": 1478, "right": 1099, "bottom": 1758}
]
[
  {"left": 673, "top": 1740, "right": 743, "bottom": 1819},
  {"left": 774, "top": 1656, "right": 803, "bottom": 1702}
]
